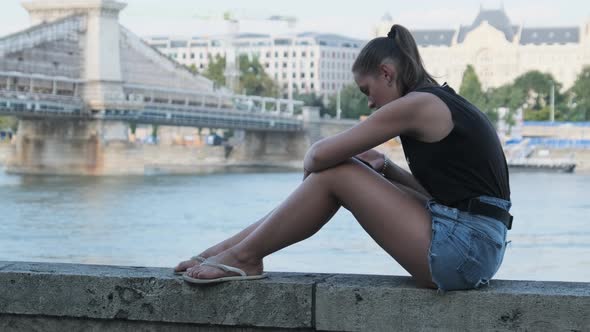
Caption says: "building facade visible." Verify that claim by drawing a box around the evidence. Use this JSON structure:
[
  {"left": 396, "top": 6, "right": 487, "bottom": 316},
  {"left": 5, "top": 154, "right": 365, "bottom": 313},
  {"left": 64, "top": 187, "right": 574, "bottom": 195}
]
[
  {"left": 146, "top": 33, "right": 364, "bottom": 98},
  {"left": 376, "top": 8, "right": 590, "bottom": 90},
  {"left": 146, "top": 7, "right": 590, "bottom": 97}
]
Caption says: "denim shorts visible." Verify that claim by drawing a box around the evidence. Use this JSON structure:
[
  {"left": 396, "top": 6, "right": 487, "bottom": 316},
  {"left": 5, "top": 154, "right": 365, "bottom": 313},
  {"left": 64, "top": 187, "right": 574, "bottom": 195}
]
[{"left": 427, "top": 195, "right": 511, "bottom": 292}]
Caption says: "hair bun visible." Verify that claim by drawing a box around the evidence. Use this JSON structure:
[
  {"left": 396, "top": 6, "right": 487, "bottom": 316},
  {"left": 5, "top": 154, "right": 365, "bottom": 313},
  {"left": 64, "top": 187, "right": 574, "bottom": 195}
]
[{"left": 387, "top": 26, "right": 396, "bottom": 39}]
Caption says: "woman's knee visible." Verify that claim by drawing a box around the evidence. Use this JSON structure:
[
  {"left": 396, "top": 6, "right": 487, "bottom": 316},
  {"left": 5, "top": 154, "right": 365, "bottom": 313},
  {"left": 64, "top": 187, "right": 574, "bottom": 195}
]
[{"left": 321, "top": 158, "right": 364, "bottom": 176}]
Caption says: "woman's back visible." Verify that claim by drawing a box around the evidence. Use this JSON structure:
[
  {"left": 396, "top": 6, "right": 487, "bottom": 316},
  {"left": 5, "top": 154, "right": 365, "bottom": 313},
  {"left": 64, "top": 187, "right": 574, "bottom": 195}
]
[{"left": 400, "top": 83, "right": 511, "bottom": 207}]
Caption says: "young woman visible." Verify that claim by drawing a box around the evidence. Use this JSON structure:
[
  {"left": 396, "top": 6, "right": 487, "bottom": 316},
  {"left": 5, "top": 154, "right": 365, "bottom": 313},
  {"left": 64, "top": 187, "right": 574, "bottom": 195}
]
[{"left": 174, "top": 24, "right": 512, "bottom": 291}]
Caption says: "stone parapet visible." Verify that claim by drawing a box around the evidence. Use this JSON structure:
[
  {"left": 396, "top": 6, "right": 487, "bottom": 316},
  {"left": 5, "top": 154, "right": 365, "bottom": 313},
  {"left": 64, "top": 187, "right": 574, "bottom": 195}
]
[{"left": 0, "top": 261, "right": 588, "bottom": 331}]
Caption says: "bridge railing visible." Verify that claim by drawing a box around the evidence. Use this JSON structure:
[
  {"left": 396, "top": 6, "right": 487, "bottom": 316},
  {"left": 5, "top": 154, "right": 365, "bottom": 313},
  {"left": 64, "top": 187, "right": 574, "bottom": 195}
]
[
  {"left": 123, "top": 84, "right": 304, "bottom": 116},
  {"left": 0, "top": 90, "right": 304, "bottom": 131}
]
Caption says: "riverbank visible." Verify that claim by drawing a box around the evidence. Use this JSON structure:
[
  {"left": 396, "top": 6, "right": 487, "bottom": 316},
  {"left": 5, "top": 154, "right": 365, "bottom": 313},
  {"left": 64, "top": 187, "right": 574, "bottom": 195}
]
[
  {"left": 0, "top": 142, "right": 303, "bottom": 175},
  {"left": 2, "top": 141, "right": 590, "bottom": 175}
]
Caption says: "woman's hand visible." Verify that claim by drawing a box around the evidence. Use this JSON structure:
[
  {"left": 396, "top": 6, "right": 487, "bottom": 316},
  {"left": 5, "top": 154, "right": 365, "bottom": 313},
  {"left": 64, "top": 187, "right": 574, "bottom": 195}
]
[{"left": 355, "top": 149, "right": 386, "bottom": 173}]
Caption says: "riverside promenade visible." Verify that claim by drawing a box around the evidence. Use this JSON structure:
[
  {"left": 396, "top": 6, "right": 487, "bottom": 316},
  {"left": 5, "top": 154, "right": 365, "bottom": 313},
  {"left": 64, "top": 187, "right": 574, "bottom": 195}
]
[{"left": 0, "top": 261, "right": 588, "bottom": 331}]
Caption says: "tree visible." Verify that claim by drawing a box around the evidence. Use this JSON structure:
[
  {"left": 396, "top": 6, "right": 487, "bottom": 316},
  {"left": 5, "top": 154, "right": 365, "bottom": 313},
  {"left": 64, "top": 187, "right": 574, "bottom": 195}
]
[
  {"left": 293, "top": 92, "right": 328, "bottom": 116},
  {"left": 202, "top": 54, "right": 226, "bottom": 87},
  {"left": 459, "top": 65, "right": 498, "bottom": 124},
  {"left": 187, "top": 63, "right": 198, "bottom": 74},
  {"left": 459, "top": 65, "right": 486, "bottom": 108},
  {"left": 567, "top": 66, "right": 590, "bottom": 121},
  {"left": 486, "top": 84, "right": 524, "bottom": 130},
  {"left": 327, "top": 84, "right": 372, "bottom": 119},
  {"left": 511, "top": 71, "right": 564, "bottom": 121},
  {"left": 238, "top": 55, "right": 279, "bottom": 97},
  {"left": 202, "top": 54, "right": 279, "bottom": 97},
  {"left": 0, "top": 116, "right": 17, "bottom": 132}
]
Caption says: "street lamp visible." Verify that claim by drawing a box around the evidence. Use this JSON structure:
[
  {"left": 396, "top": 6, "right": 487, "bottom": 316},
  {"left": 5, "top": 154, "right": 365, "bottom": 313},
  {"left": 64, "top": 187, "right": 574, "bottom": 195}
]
[{"left": 549, "top": 80, "right": 555, "bottom": 122}]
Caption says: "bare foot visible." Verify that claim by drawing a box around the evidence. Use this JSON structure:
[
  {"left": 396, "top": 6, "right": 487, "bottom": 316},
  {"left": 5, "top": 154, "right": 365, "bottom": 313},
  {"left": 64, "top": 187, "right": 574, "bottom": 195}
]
[{"left": 185, "top": 248, "right": 263, "bottom": 280}]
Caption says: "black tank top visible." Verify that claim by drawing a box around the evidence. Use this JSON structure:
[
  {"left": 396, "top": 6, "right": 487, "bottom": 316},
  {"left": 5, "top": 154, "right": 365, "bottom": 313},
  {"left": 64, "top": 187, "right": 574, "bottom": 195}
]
[{"left": 400, "top": 83, "right": 510, "bottom": 206}]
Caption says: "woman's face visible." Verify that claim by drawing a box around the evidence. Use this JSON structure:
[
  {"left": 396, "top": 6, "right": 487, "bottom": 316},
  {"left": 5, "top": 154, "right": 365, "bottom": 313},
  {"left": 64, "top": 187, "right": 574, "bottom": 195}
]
[{"left": 353, "top": 64, "right": 401, "bottom": 109}]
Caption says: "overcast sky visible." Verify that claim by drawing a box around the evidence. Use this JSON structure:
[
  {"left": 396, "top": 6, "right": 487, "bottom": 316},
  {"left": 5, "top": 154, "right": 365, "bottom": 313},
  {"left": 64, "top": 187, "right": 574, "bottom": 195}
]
[{"left": 2, "top": 0, "right": 589, "bottom": 39}]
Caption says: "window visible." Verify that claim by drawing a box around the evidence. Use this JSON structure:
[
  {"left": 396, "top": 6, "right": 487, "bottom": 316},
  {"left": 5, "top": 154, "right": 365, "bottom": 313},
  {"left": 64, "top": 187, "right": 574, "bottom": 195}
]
[
  {"left": 310, "top": 61, "right": 314, "bottom": 67},
  {"left": 302, "top": 51, "right": 306, "bottom": 57},
  {"left": 170, "top": 40, "right": 188, "bottom": 48},
  {"left": 283, "top": 62, "right": 288, "bottom": 68},
  {"left": 190, "top": 53, "right": 195, "bottom": 59},
  {"left": 284, "top": 51, "right": 289, "bottom": 57},
  {"left": 275, "top": 51, "right": 279, "bottom": 58},
  {"left": 301, "top": 73, "right": 305, "bottom": 78},
  {"left": 265, "top": 63, "right": 270, "bottom": 68}
]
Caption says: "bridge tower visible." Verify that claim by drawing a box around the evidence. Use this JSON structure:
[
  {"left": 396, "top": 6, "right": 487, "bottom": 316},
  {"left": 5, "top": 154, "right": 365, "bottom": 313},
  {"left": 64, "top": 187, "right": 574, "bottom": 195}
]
[{"left": 22, "top": 0, "right": 128, "bottom": 110}]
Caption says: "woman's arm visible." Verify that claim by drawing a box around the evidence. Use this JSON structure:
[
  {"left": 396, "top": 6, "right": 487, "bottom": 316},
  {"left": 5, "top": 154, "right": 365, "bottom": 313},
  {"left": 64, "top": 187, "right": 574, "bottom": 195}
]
[{"left": 303, "top": 92, "right": 451, "bottom": 173}]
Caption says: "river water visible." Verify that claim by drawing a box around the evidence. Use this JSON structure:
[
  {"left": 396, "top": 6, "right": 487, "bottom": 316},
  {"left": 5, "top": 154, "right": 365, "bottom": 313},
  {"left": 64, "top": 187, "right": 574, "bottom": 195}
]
[{"left": 1, "top": 170, "right": 589, "bottom": 282}]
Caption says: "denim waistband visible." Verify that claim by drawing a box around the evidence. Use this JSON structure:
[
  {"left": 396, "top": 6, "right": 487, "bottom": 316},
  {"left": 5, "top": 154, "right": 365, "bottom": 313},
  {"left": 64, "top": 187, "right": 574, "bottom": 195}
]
[
  {"left": 427, "top": 196, "right": 511, "bottom": 235},
  {"left": 475, "top": 195, "right": 512, "bottom": 212}
]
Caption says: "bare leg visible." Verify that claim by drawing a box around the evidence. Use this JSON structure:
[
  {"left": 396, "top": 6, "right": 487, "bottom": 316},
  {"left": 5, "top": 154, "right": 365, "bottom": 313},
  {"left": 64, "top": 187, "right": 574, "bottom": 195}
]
[
  {"left": 175, "top": 205, "right": 339, "bottom": 272},
  {"left": 187, "top": 158, "right": 436, "bottom": 288},
  {"left": 176, "top": 162, "right": 427, "bottom": 273}
]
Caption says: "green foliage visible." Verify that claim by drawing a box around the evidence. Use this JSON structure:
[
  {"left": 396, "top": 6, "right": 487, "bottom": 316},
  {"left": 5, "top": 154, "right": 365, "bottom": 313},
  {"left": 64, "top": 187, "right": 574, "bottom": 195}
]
[
  {"left": 128, "top": 122, "right": 137, "bottom": 135},
  {"left": 459, "top": 65, "right": 486, "bottom": 109},
  {"left": 293, "top": 92, "right": 329, "bottom": 116},
  {"left": 524, "top": 106, "right": 551, "bottom": 121},
  {"left": 512, "top": 71, "right": 563, "bottom": 114},
  {"left": 459, "top": 65, "right": 498, "bottom": 124},
  {"left": 203, "top": 54, "right": 279, "bottom": 97},
  {"left": 327, "top": 84, "right": 372, "bottom": 119},
  {"left": 151, "top": 125, "right": 159, "bottom": 139},
  {"left": 568, "top": 66, "right": 590, "bottom": 121},
  {"left": 0, "top": 116, "right": 17, "bottom": 132},
  {"left": 456, "top": 66, "right": 590, "bottom": 125},
  {"left": 187, "top": 63, "right": 198, "bottom": 74},
  {"left": 238, "top": 55, "right": 279, "bottom": 97},
  {"left": 202, "top": 54, "right": 226, "bottom": 87}
]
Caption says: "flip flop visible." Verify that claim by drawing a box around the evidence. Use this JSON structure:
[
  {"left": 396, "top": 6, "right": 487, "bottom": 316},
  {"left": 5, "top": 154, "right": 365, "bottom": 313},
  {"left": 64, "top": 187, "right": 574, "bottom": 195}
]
[
  {"left": 173, "top": 255, "right": 206, "bottom": 275},
  {"left": 182, "top": 260, "right": 267, "bottom": 284}
]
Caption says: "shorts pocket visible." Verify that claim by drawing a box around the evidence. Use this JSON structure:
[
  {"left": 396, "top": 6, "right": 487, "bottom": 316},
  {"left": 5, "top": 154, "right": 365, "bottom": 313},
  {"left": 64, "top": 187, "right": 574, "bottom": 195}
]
[
  {"left": 456, "top": 230, "right": 504, "bottom": 288},
  {"left": 431, "top": 217, "right": 457, "bottom": 244}
]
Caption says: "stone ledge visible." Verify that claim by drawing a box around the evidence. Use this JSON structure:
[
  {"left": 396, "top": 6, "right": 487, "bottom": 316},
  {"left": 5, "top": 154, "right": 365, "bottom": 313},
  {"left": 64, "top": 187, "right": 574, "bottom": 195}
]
[{"left": 1, "top": 261, "right": 589, "bottom": 332}]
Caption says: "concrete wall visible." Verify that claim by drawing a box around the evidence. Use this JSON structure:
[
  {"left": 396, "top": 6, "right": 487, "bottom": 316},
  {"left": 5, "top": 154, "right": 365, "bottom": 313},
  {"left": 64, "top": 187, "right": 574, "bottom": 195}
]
[
  {"left": 0, "top": 261, "right": 588, "bottom": 332},
  {"left": 101, "top": 144, "right": 227, "bottom": 175}
]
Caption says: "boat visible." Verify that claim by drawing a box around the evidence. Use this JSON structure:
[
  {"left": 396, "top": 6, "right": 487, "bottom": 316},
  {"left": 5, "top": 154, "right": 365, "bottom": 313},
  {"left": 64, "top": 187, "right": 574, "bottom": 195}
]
[{"left": 507, "top": 157, "right": 576, "bottom": 173}]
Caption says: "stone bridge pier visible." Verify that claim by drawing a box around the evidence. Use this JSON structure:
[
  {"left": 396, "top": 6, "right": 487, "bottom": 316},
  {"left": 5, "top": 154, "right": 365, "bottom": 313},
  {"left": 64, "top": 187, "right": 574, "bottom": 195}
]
[
  {"left": 227, "top": 107, "right": 358, "bottom": 164},
  {"left": 5, "top": 118, "right": 128, "bottom": 175}
]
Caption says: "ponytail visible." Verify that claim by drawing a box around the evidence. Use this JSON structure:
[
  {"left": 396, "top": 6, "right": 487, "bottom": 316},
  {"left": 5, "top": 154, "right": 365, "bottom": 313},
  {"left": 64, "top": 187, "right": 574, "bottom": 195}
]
[{"left": 352, "top": 24, "right": 438, "bottom": 95}]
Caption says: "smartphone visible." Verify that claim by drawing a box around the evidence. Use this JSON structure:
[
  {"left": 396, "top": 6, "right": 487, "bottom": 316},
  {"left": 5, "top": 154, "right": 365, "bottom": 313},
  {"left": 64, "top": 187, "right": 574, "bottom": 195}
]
[{"left": 353, "top": 156, "right": 374, "bottom": 170}]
